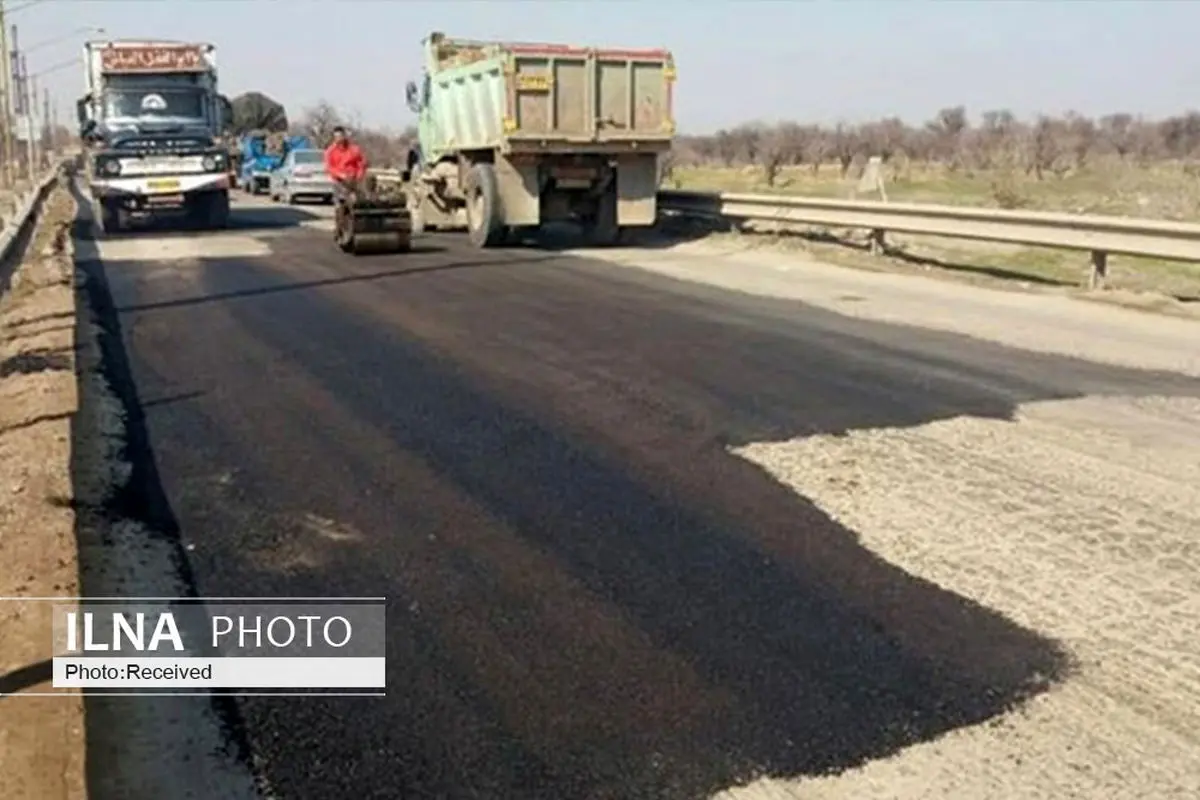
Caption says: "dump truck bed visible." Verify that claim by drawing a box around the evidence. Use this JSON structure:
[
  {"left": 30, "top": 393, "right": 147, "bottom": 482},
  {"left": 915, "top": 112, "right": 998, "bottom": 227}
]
[{"left": 424, "top": 34, "right": 675, "bottom": 156}]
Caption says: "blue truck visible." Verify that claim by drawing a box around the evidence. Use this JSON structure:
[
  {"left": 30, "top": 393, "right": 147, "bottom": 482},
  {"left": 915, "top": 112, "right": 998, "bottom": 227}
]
[{"left": 238, "top": 133, "right": 311, "bottom": 194}]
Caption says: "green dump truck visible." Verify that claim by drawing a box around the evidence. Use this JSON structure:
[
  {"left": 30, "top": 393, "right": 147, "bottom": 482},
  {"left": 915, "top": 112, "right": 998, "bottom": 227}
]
[{"left": 403, "top": 32, "right": 676, "bottom": 248}]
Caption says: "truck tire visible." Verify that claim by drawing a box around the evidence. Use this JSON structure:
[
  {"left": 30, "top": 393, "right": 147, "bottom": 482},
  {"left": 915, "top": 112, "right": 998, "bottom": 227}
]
[
  {"left": 207, "top": 191, "right": 231, "bottom": 229},
  {"left": 584, "top": 184, "right": 620, "bottom": 247},
  {"left": 189, "top": 191, "right": 230, "bottom": 230},
  {"left": 98, "top": 200, "right": 122, "bottom": 236},
  {"left": 464, "top": 163, "right": 505, "bottom": 248}
]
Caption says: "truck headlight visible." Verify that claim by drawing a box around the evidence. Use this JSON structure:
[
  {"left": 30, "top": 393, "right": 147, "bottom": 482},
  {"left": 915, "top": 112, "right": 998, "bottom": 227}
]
[
  {"left": 202, "top": 155, "right": 220, "bottom": 171},
  {"left": 102, "top": 159, "right": 121, "bottom": 176}
]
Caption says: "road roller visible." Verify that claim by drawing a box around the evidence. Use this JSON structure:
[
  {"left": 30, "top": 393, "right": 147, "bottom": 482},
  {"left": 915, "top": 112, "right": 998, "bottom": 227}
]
[{"left": 333, "top": 175, "right": 412, "bottom": 255}]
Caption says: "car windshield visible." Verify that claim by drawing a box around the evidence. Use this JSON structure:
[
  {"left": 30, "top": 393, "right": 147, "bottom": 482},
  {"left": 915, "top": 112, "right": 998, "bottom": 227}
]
[
  {"left": 293, "top": 151, "right": 323, "bottom": 165},
  {"left": 104, "top": 89, "right": 206, "bottom": 120}
]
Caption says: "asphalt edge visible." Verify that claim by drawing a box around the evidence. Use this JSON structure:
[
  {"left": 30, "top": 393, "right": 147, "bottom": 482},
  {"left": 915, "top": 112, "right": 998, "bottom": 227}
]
[{"left": 67, "top": 177, "right": 271, "bottom": 800}]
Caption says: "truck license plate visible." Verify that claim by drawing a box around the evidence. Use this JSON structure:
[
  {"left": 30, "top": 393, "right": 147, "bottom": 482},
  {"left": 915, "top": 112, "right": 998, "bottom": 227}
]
[{"left": 147, "top": 179, "right": 181, "bottom": 191}]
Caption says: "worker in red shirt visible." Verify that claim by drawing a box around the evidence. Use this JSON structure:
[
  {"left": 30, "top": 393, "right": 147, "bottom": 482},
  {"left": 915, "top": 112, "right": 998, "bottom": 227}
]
[
  {"left": 325, "top": 125, "right": 367, "bottom": 185},
  {"left": 326, "top": 126, "right": 368, "bottom": 242}
]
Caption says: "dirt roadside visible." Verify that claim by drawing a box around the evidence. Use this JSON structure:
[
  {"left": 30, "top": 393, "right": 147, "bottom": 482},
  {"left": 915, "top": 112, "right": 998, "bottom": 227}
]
[
  {"left": 649, "top": 219, "right": 1200, "bottom": 321},
  {"left": 719, "top": 394, "right": 1200, "bottom": 799},
  {"left": 570, "top": 232, "right": 1200, "bottom": 797},
  {"left": 0, "top": 183, "right": 264, "bottom": 800},
  {"left": 0, "top": 182, "right": 86, "bottom": 799}
]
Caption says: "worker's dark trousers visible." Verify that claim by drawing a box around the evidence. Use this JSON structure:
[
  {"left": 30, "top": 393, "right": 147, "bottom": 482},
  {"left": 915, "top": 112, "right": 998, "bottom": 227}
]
[{"left": 333, "top": 180, "right": 355, "bottom": 239}]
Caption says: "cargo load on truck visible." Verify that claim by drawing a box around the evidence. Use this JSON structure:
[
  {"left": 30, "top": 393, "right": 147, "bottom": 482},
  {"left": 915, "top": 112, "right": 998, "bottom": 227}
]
[
  {"left": 238, "top": 132, "right": 310, "bottom": 194},
  {"left": 403, "top": 31, "right": 676, "bottom": 248},
  {"left": 76, "top": 39, "right": 233, "bottom": 234}
]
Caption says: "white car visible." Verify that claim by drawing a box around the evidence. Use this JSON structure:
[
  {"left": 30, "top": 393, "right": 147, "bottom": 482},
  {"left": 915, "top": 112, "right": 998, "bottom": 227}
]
[{"left": 269, "top": 148, "right": 335, "bottom": 204}]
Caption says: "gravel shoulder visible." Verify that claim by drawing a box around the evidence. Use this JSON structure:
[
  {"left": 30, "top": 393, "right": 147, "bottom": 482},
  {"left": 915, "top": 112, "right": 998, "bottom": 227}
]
[
  {"left": 578, "top": 238, "right": 1200, "bottom": 377},
  {"left": 0, "top": 182, "right": 86, "bottom": 800},
  {"left": 722, "top": 394, "right": 1200, "bottom": 799},
  {"left": 575, "top": 240, "right": 1200, "bottom": 798}
]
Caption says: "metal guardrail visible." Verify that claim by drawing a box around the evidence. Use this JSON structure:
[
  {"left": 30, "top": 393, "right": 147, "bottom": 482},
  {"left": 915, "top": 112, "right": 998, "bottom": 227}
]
[
  {"left": 363, "top": 170, "right": 1198, "bottom": 289},
  {"left": 656, "top": 189, "right": 1200, "bottom": 289}
]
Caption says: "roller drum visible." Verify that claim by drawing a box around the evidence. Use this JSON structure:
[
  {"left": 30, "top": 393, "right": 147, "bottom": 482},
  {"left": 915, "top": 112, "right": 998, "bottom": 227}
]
[{"left": 349, "top": 231, "right": 409, "bottom": 255}]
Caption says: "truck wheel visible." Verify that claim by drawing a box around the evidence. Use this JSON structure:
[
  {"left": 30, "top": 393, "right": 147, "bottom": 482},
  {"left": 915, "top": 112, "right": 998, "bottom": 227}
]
[
  {"left": 98, "top": 201, "right": 122, "bottom": 236},
  {"left": 464, "top": 163, "right": 505, "bottom": 248},
  {"left": 188, "top": 192, "right": 229, "bottom": 230},
  {"left": 584, "top": 184, "right": 620, "bottom": 247},
  {"left": 207, "top": 191, "right": 231, "bottom": 229}
]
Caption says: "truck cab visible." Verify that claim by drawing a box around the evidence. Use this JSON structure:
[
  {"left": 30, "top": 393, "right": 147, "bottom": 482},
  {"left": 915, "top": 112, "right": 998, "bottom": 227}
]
[{"left": 79, "top": 40, "right": 233, "bottom": 234}]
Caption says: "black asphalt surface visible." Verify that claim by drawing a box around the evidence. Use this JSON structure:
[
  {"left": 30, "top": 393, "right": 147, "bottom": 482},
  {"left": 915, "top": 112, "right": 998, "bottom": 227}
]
[{"left": 72, "top": 198, "right": 1200, "bottom": 799}]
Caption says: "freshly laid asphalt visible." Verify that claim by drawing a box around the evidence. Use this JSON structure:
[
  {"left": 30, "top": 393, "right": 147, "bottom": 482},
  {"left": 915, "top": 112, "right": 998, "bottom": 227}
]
[{"left": 71, "top": 196, "right": 1196, "bottom": 799}]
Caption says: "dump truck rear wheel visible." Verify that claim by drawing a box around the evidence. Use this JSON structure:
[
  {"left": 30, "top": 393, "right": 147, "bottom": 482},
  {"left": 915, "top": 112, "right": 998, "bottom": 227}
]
[
  {"left": 584, "top": 184, "right": 620, "bottom": 247},
  {"left": 464, "top": 163, "right": 505, "bottom": 248}
]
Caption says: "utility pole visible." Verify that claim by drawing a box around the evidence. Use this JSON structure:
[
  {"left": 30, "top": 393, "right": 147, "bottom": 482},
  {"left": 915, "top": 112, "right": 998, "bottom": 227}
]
[
  {"left": 9, "top": 20, "right": 26, "bottom": 180},
  {"left": 27, "top": 63, "right": 37, "bottom": 169},
  {"left": 9, "top": 21, "right": 20, "bottom": 179},
  {"left": 42, "top": 84, "right": 48, "bottom": 158},
  {"left": 0, "top": 3, "right": 11, "bottom": 186},
  {"left": 18, "top": 51, "right": 30, "bottom": 177}
]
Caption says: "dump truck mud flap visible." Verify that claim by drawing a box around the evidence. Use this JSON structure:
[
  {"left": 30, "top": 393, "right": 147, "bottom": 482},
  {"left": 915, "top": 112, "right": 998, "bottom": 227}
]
[{"left": 615, "top": 153, "right": 659, "bottom": 226}]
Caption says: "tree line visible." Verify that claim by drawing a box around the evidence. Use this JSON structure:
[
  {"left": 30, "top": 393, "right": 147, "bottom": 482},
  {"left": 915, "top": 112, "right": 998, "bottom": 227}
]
[
  {"left": 227, "top": 92, "right": 416, "bottom": 168},
  {"left": 228, "top": 92, "right": 1200, "bottom": 186},
  {"left": 668, "top": 108, "right": 1200, "bottom": 186}
]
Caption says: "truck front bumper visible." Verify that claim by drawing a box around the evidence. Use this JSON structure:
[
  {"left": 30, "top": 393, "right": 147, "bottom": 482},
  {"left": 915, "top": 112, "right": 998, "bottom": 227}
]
[{"left": 90, "top": 173, "right": 229, "bottom": 209}]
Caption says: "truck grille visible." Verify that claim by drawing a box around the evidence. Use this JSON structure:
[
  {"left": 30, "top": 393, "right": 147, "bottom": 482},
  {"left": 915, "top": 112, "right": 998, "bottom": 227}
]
[{"left": 113, "top": 136, "right": 212, "bottom": 152}]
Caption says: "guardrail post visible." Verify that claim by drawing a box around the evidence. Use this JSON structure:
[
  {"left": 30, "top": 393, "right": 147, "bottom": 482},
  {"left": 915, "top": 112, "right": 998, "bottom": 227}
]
[
  {"left": 1089, "top": 250, "right": 1108, "bottom": 290},
  {"left": 868, "top": 228, "right": 886, "bottom": 255}
]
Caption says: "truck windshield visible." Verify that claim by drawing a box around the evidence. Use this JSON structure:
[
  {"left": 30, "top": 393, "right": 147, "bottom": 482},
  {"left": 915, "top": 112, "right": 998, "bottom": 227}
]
[
  {"left": 103, "top": 89, "right": 205, "bottom": 120},
  {"left": 293, "top": 151, "right": 323, "bottom": 164}
]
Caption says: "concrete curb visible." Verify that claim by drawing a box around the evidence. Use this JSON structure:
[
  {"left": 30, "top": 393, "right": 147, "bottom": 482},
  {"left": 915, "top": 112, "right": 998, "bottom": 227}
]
[{"left": 0, "top": 157, "right": 79, "bottom": 290}]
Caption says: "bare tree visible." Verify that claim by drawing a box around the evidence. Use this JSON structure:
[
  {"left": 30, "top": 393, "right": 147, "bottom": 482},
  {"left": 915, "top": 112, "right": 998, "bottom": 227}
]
[
  {"left": 294, "top": 101, "right": 344, "bottom": 146},
  {"left": 926, "top": 106, "right": 969, "bottom": 169},
  {"left": 235, "top": 96, "right": 1200, "bottom": 190},
  {"left": 1098, "top": 113, "right": 1135, "bottom": 160}
]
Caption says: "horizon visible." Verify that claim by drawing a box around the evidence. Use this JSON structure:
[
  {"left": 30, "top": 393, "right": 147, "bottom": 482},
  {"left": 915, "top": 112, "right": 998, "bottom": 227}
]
[{"left": 12, "top": 0, "right": 1200, "bottom": 135}]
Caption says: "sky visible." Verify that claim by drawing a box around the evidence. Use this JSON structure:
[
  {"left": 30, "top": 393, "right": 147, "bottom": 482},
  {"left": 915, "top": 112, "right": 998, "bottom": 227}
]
[{"left": 10, "top": 0, "right": 1200, "bottom": 134}]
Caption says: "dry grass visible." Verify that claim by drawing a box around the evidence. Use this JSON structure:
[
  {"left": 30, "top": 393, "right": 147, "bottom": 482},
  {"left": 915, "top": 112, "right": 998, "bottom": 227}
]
[
  {"left": 665, "top": 160, "right": 1200, "bottom": 303},
  {"left": 669, "top": 159, "right": 1200, "bottom": 218}
]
